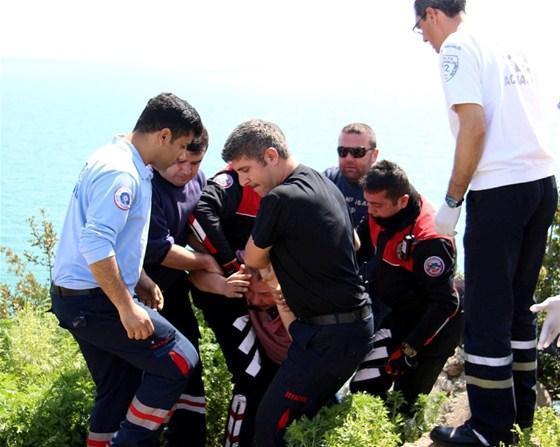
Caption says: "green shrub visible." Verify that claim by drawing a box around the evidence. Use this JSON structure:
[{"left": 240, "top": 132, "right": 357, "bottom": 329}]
[
  {"left": 0, "top": 306, "right": 93, "bottom": 446},
  {"left": 195, "top": 305, "right": 233, "bottom": 447},
  {"left": 515, "top": 406, "right": 560, "bottom": 447},
  {"left": 285, "top": 392, "right": 400, "bottom": 447}
]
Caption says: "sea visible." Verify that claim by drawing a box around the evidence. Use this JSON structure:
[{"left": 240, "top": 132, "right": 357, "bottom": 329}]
[{"left": 1, "top": 57, "right": 559, "bottom": 286}]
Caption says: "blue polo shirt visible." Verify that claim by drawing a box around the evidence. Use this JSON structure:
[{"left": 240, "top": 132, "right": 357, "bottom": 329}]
[{"left": 52, "top": 135, "right": 153, "bottom": 294}]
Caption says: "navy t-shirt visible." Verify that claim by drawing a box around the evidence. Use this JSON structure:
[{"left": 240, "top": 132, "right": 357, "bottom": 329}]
[
  {"left": 323, "top": 166, "right": 368, "bottom": 229},
  {"left": 252, "top": 164, "right": 369, "bottom": 319},
  {"left": 144, "top": 170, "right": 206, "bottom": 290}
]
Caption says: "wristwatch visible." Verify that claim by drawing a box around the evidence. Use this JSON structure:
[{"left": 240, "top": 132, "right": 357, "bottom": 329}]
[
  {"left": 401, "top": 342, "right": 418, "bottom": 358},
  {"left": 445, "top": 194, "right": 464, "bottom": 208}
]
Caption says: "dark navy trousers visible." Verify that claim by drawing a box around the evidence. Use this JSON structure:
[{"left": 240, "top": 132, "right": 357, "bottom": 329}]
[
  {"left": 51, "top": 289, "right": 199, "bottom": 447},
  {"left": 158, "top": 278, "right": 206, "bottom": 447},
  {"left": 254, "top": 314, "right": 374, "bottom": 447},
  {"left": 463, "top": 176, "right": 557, "bottom": 445}
]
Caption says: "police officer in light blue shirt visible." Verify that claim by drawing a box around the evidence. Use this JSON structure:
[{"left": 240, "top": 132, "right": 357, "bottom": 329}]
[{"left": 50, "top": 93, "right": 205, "bottom": 447}]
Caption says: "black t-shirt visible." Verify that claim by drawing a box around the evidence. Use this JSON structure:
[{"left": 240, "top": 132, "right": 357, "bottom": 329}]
[{"left": 252, "top": 164, "right": 369, "bottom": 319}]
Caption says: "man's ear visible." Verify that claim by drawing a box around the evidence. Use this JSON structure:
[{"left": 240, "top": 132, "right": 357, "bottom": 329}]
[
  {"left": 398, "top": 194, "right": 410, "bottom": 210},
  {"left": 264, "top": 147, "right": 279, "bottom": 165},
  {"left": 159, "top": 128, "right": 172, "bottom": 144}
]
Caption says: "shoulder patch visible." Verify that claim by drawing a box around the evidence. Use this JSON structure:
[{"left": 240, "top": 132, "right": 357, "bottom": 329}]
[
  {"left": 424, "top": 256, "right": 445, "bottom": 277},
  {"left": 114, "top": 186, "right": 132, "bottom": 210},
  {"left": 441, "top": 54, "right": 459, "bottom": 82},
  {"left": 213, "top": 173, "right": 234, "bottom": 189}
]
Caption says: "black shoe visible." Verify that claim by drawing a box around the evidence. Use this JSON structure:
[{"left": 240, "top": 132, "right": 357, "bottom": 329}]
[{"left": 430, "top": 424, "right": 486, "bottom": 446}]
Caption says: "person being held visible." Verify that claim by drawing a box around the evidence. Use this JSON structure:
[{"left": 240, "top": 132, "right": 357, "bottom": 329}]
[
  {"left": 189, "top": 163, "right": 290, "bottom": 446},
  {"left": 222, "top": 119, "right": 375, "bottom": 447},
  {"left": 142, "top": 128, "right": 251, "bottom": 447},
  {"left": 50, "top": 93, "right": 203, "bottom": 446},
  {"left": 413, "top": 1, "right": 557, "bottom": 445},
  {"left": 350, "top": 160, "right": 463, "bottom": 414}
]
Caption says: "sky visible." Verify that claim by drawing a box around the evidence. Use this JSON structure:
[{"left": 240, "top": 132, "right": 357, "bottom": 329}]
[{"left": 1, "top": 0, "right": 559, "bottom": 101}]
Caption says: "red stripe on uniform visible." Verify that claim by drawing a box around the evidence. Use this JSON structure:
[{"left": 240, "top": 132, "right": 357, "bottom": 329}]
[
  {"left": 169, "top": 350, "right": 190, "bottom": 376},
  {"left": 129, "top": 403, "right": 167, "bottom": 424},
  {"left": 178, "top": 398, "right": 206, "bottom": 408},
  {"left": 277, "top": 409, "right": 291, "bottom": 431},
  {"left": 87, "top": 441, "right": 110, "bottom": 447}
]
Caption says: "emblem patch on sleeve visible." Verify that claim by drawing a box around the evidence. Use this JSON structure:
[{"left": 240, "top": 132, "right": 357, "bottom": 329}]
[
  {"left": 114, "top": 186, "right": 132, "bottom": 210},
  {"left": 442, "top": 54, "right": 459, "bottom": 82},
  {"left": 213, "top": 173, "right": 234, "bottom": 189},
  {"left": 424, "top": 256, "right": 445, "bottom": 277}
]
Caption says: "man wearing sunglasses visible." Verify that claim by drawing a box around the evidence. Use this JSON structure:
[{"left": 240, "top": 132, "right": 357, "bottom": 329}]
[
  {"left": 413, "top": 1, "right": 557, "bottom": 446},
  {"left": 323, "top": 123, "right": 379, "bottom": 230}
]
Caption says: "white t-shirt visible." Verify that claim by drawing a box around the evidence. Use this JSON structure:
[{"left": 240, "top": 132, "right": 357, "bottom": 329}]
[{"left": 440, "top": 24, "right": 555, "bottom": 190}]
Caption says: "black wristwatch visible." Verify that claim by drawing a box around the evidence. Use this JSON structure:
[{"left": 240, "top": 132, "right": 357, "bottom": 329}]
[{"left": 445, "top": 194, "right": 464, "bottom": 208}]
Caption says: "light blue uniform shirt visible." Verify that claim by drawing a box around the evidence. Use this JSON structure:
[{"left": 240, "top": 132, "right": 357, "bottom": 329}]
[{"left": 53, "top": 135, "right": 153, "bottom": 295}]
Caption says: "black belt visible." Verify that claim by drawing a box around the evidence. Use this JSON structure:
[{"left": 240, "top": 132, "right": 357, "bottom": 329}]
[
  {"left": 302, "top": 305, "right": 371, "bottom": 326},
  {"left": 50, "top": 284, "right": 102, "bottom": 297}
]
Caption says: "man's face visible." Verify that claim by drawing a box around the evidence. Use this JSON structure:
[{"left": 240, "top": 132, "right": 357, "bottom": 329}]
[
  {"left": 364, "top": 190, "right": 408, "bottom": 218},
  {"left": 160, "top": 150, "right": 205, "bottom": 187},
  {"left": 230, "top": 154, "right": 276, "bottom": 197},
  {"left": 153, "top": 131, "right": 193, "bottom": 172},
  {"left": 337, "top": 132, "right": 378, "bottom": 183},
  {"left": 414, "top": 9, "right": 445, "bottom": 53}
]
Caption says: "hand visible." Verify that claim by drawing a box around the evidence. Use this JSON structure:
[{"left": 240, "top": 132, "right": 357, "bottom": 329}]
[
  {"left": 119, "top": 302, "right": 154, "bottom": 340},
  {"left": 435, "top": 202, "right": 461, "bottom": 236},
  {"left": 221, "top": 266, "right": 251, "bottom": 298},
  {"left": 531, "top": 295, "right": 560, "bottom": 349},
  {"left": 135, "top": 273, "right": 164, "bottom": 310},
  {"left": 385, "top": 347, "right": 418, "bottom": 377}
]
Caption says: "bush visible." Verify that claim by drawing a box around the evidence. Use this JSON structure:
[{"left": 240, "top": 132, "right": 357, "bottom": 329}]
[
  {"left": 285, "top": 393, "right": 400, "bottom": 447},
  {"left": 0, "top": 306, "right": 93, "bottom": 446},
  {"left": 535, "top": 206, "right": 560, "bottom": 398},
  {"left": 515, "top": 406, "right": 560, "bottom": 447}
]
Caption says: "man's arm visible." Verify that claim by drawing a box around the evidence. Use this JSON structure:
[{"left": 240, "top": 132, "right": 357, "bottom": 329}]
[
  {"left": 161, "top": 244, "right": 222, "bottom": 274},
  {"left": 447, "top": 103, "right": 486, "bottom": 201},
  {"left": 436, "top": 103, "right": 486, "bottom": 235},
  {"left": 90, "top": 256, "right": 154, "bottom": 340},
  {"left": 244, "top": 236, "right": 272, "bottom": 270}
]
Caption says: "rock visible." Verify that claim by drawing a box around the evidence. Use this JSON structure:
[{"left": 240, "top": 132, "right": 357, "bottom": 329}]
[{"left": 536, "top": 381, "right": 552, "bottom": 408}]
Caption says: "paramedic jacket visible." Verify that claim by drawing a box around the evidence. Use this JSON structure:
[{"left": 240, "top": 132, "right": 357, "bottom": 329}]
[{"left": 370, "top": 192, "right": 461, "bottom": 352}]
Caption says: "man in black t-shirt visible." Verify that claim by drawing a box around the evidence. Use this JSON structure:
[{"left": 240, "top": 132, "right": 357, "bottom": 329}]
[{"left": 221, "top": 119, "right": 375, "bottom": 447}]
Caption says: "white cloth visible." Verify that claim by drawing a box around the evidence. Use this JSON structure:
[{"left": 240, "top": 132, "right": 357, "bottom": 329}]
[{"left": 440, "top": 24, "right": 555, "bottom": 191}]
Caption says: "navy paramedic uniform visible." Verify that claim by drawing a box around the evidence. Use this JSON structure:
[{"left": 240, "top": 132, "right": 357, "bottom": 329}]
[
  {"left": 350, "top": 194, "right": 462, "bottom": 411},
  {"left": 144, "top": 169, "right": 207, "bottom": 447},
  {"left": 189, "top": 168, "right": 278, "bottom": 447},
  {"left": 251, "top": 165, "right": 374, "bottom": 447},
  {"left": 51, "top": 136, "right": 199, "bottom": 447}
]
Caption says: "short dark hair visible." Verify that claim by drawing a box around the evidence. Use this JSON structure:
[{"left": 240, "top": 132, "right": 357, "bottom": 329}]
[
  {"left": 222, "top": 119, "right": 289, "bottom": 163},
  {"left": 362, "top": 160, "right": 412, "bottom": 201},
  {"left": 188, "top": 127, "right": 209, "bottom": 154},
  {"left": 341, "top": 123, "right": 377, "bottom": 149},
  {"left": 414, "top": 0, "right": 466, "bottom": 18},
  {"left": 133, "top": 92, "right": 203, "bottom": 141}
]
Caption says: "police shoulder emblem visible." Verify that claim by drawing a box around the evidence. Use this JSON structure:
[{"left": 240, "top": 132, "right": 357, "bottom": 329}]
[
  {"left": 114, "top": 186, "right": 132, "bottom": 210},
  {"left": 424, "top": 256, "right": 445, "bottom": 277},
  {"left": 441, "top": 54, "right": 459, "bottom": 82},
  {"left": 213, "top": 173, "right": 234, "bottom": 189}
]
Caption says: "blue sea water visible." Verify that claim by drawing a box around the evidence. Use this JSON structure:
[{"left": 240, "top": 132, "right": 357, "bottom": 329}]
[{"left": 1, "top": 57, "right": 558, "bottom": 285}]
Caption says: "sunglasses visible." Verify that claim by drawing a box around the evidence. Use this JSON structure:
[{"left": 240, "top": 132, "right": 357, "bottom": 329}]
[{"left": 337, "top": 146, "right": 373, "bottom": 158}]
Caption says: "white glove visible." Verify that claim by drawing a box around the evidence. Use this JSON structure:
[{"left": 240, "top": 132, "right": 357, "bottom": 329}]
[
  {"left": 530, "top": 295, "right": 560, "bottom": 349},
  {"left": 435, "top": 202, "right": 461, "bottom": 236}
]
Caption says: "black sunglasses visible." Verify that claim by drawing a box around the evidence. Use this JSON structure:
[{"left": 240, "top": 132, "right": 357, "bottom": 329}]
[
  {"left": 337, "top": 146, "right": 373, "bottom": 158},
  {"left": 412, "top": 12, "right": 427, "bottom": 34}
]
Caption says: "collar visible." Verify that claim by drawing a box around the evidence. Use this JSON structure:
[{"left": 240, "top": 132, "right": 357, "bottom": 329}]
[
  {"left": 372, "top": 191, "right": 421, "bottom": 234},
  {"left": 113, "top": 134, "right": 153, "bottom": 181}
]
